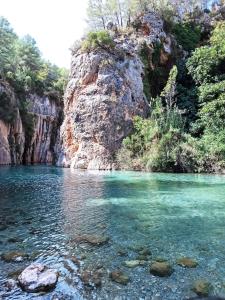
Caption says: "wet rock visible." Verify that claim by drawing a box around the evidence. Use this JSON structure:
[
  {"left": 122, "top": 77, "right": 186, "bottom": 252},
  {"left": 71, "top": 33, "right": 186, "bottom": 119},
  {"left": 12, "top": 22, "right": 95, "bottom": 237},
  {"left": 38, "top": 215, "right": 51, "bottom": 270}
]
[
  {"left": 110, "top": 270, "right": 129, "bottom": 285},
  {"left": 192, "top": 280, "right": 213, "bottom": 297},
  {"left": 74, "top": 234, "right": 109, "bottom": 246},
  {"left": 1, "top": 251, "right": 29, "bottom": 263},
  {"left": 150, "top": 261, "right": 173, "bottom": 277},
  {"left": 124, "top": 260, "right": 141, "bottom": 268},
  {"left": 80, "top": 270, "right": 102, "bottom": 288},
  {"left": 18, "top": 263, "right": 59, "bottom": 293},
  {"left": 177, "top": 257, "right": 198, "bottom": 268}
]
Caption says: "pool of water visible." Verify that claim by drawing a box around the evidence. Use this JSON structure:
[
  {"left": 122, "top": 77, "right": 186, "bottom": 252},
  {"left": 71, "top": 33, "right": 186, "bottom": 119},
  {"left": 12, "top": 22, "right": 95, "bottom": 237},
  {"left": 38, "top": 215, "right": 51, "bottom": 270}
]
[{"left": 1, "top": 166, "right": 225, "bottom": 299}]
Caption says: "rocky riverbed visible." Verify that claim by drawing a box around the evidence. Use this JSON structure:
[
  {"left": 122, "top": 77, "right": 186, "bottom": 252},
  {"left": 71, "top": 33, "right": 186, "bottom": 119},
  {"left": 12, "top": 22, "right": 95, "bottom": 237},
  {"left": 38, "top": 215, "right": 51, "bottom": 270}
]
[{"left": 1, "top": 166, "right": 225, "bottom": 299}]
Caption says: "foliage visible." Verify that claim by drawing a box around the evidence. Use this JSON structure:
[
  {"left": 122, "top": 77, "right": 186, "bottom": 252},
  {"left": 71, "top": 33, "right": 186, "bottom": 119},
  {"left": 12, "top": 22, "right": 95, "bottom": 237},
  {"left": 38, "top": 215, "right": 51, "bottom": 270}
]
[
  {"left": 172, "top": 22, "right": 201, "bottom": 51},
  {"left": 0, "top": 17, "right": 68, "bottom": 129},
  {"left": 86, "top": 0, "right": 212, "bottom": 30},
  {"left": 81, "top": 30, "right": 114, "bottom": 52}
]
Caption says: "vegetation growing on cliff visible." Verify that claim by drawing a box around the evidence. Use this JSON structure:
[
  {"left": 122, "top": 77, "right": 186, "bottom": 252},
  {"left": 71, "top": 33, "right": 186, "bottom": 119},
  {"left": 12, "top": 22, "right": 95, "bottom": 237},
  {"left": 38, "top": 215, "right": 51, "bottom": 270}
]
[
  {"left": 0, "top": 16, "right": 68, "bottom": 127},
  {"left": 117, "top": 18, "right": 225, "bottom": 173}
]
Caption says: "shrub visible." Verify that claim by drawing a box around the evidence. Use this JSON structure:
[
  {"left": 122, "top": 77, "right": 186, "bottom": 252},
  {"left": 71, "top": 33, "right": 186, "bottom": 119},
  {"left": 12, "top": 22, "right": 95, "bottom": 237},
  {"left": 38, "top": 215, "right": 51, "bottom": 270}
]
[{"left": 81, "top": 30, "right": 115, "bottom": 52}]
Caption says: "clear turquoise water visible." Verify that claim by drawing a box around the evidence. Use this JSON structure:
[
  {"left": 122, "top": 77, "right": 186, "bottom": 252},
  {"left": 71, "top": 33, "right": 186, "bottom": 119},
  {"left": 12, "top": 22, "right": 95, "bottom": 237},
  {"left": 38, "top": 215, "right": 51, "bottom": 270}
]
[{"left": 1, "top": 166, "right": 225, "bottom": 299}]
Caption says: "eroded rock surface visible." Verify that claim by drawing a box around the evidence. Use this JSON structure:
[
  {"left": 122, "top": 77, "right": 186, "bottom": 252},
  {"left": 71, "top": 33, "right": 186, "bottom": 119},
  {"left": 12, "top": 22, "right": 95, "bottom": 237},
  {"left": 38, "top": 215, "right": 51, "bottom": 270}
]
[{"left": 0, "top": 80, "right": 62, "bottom": 165}]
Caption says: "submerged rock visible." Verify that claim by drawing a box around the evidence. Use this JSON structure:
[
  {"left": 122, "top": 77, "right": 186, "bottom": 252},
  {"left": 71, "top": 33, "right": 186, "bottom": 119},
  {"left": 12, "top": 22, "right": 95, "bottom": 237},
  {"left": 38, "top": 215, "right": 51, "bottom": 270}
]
[
  {"left": 138, "top": 248, "right": 152, "bottom": 256},
  {"left": 1, "top": 251, "right": 29, "bottom": 263},
  {"left": 18, "top": 264, "right": 59, "bottom": 293},
  {"left": 110, "top": 270, "right": 129, "bottom": 285},
  {"left": 73, "top": 235, "right": 109, "bottom": 246},
  {"left": 124, "top": 260, "right": 142, "bottom": 268},
  {"left": 150, "top": 261, "right": 173, "bottom": 277},
  {"left": 177, "top": 257, "right": 198, "bottom": 268},
  {"left": 192, "top": 280, "right": 213, "bottom": 297},
  {"left": 80, "top": 270, "right": 102, "bottom": 288}
]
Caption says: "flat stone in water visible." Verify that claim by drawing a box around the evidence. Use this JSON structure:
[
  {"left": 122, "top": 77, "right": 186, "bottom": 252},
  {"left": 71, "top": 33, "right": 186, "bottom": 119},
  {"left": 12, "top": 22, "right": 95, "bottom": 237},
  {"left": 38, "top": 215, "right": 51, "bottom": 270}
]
[
  {"left": 124, "top": 260, "right": 141, "bottom": 268},
  {"left": 73, "top": 235, "right": 109, "bottom": 246},
  {"left": 110, "top": 270, "right": 129, "bottom": 285},
  {"left": 1, "top": 251, "right": 29, "bottom": 263},
  {"left": 18, "top": 263, "right": 59, "bottom": 293},
  {"left": 192, "top": 280, "right": 213, "bottom": 297},
  {"left": 150, "top": 261, "right": 174, "bottom": 277},
  {"left": 177, "top": 257, "right": 198, "bottom": 268}
]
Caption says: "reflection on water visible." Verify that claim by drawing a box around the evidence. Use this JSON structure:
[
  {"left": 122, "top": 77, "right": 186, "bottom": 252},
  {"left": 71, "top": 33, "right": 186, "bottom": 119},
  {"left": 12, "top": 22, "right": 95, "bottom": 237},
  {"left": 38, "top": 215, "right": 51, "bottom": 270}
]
[{"left": 0, "top": 166, "right": 225, "bottom": 299}]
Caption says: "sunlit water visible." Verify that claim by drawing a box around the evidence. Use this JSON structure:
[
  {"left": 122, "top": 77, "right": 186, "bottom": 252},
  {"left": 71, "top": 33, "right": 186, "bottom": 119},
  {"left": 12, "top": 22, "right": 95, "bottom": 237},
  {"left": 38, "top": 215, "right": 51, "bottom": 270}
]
[{"left": 1, "top": 166, "right": 225, "bottom": 299}]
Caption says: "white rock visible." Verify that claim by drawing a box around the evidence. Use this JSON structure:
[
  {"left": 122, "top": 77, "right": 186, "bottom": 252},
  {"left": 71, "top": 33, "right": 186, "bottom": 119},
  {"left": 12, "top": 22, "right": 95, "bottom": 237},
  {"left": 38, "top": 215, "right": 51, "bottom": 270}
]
[{"left": 18, "top": 264, "right": 58, "bottom": 293}]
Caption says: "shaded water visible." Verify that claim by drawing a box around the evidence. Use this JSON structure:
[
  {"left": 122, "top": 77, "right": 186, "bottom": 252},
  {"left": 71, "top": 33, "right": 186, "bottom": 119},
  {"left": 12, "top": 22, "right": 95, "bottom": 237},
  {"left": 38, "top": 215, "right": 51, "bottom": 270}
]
[{"left": 1, "top": 166, "right": 225, "bottom": 299}]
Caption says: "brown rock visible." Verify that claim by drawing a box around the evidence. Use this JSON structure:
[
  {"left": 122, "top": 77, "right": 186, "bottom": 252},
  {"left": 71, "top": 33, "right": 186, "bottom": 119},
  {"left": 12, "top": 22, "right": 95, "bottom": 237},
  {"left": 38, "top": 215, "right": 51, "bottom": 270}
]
[
  {"left": 192, "top": 280, "right": 212, "bottom": 297},
  {"left": 177, "top": 257, "right": 198, "bottom": 268},
  {"left": 110, "top": 270, "right": 129, "bottom": 285},
  {"left": 150, "top": 261, "right": 173, "bottom": 277}
]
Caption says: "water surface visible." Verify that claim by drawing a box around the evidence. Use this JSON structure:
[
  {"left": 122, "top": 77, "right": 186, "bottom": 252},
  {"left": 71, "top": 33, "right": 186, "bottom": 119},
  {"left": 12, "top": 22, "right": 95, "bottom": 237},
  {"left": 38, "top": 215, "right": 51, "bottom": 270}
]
[{"left": 1, "top": 166, "right": 225, "bottom": 299}]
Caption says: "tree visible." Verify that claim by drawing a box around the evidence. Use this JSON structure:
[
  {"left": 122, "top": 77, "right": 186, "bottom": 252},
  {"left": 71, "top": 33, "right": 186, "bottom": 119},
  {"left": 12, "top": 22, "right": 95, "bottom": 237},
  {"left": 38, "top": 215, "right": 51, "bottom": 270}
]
[{"left": 0, "top": 17, "right": 17, "bottom": 78}]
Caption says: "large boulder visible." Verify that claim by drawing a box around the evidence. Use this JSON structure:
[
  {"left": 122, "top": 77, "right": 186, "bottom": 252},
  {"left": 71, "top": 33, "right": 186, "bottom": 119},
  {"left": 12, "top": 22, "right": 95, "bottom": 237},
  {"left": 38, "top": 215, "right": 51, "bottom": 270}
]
[{"left": 18, "top": 264, "right": 59, "bottom": 293}]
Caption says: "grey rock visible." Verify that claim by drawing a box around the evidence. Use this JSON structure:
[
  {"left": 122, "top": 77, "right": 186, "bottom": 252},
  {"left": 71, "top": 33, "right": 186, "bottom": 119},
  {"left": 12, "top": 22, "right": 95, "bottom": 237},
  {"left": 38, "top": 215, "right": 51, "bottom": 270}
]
[{"left": 18, "top": 263, "right": 59, "bottom": 293}]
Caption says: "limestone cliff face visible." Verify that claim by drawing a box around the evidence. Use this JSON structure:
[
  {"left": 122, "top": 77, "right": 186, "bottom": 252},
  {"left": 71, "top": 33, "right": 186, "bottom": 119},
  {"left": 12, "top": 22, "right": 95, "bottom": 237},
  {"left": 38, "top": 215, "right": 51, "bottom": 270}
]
[
  {"left": 0, "top": 81, "right": 25, "bottom": 165},
  {"left": 0, "top": 81, "right": 62, "bottom": 165},
  {"left": 57, "top": 12, "right": 172, "bottom": 170},
  {"left": 57, "top": 47, "right": 149, "bottom": 170},
  {"left": 24, "top": 94, "right": 61, "bottom": 164}
]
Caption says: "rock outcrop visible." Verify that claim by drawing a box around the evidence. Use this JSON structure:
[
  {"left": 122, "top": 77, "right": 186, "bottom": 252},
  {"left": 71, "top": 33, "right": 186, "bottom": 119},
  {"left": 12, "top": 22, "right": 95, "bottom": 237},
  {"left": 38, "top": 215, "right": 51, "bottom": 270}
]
[
  {"left": 0, "top": 80, "right": 62, "bottom": 165},
  {"left": 57, "top": 11, "right": 172, "bottom": 170}
]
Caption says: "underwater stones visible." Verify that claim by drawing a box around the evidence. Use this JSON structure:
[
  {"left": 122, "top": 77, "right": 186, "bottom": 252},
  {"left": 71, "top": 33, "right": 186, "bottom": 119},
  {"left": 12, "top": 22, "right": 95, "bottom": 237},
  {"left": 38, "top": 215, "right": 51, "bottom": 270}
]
[
  {"left": 150, "top": 261, "right": 173, "bottom": 277},
  {"left": 192, "top": 280, "right": 213, "bottom": 297},
  {"left": 1, "top": 251, "right": 29, "bottom": 263},
  {"left": 124, "top": 260, "right": 143, "bottom": 268},
  {"left": 138, "top": 248, "right": 152, "bottom": 256},
  {"left": 177, "top": 257, "right": 198, "bottom": 268},
  {"left": 18, "top": 264, "right": 59, "bottom": 293},
  {"left": 137, "top": 254, "right": 149, "bottom": 261},
  {"left": 74, "top": 235, "right": 109, "bottom": 246},
  {"left": 70, "top": 256, "right": 80, "bottom": 267},
  {"left": 110, "top": 270, "right": 129, "bottom": 285},
  {"left": 80, "top": 270, "right": 102, "bottom": 288}
]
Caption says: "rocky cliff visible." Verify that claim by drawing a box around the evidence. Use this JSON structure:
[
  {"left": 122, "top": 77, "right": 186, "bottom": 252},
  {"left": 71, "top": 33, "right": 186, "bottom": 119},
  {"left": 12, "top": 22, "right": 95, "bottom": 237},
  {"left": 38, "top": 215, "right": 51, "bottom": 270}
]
[
  {"left": 0, "top": 81, "right": 62, "bottom": 165},
  {"left": 0, "top": 12, "right": 174, "bottom": 169},
  {"left": 57, "top": 12, "right": 173, "bottom": 170}
]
